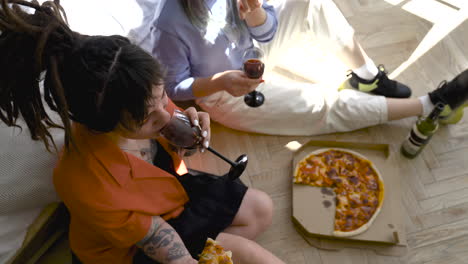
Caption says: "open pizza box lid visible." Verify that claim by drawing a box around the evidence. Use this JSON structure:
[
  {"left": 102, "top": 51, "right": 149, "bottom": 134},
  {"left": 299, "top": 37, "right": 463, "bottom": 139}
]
[{"left": 292, "top": 140, "right": 407, "bottom": 256}]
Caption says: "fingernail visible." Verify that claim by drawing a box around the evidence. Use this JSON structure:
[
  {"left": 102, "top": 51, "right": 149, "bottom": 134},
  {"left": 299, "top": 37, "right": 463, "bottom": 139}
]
[
  {"left": 202, "top": 131, "right": 208, "bottom": 137},
  {"left": 201, "top": 148, "right": 205, "bottom": 153},
  {"left": 193, "top": 119, "right": 199, "bottom": 126},
  {"left": 204, "top": 141, "right": 209, "bottom": 148}
]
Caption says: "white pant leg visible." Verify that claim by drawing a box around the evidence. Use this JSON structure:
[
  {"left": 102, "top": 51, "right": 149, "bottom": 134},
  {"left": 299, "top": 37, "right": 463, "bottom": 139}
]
[
  {"left": 260, "top": 0, "right": 356, "bottom": 66},
  {"left": 306, "top": 0, "right": 356, "bottom": 50},
  {"left": 197, "top": 79, "right": 387, "bottom": 136},
  {"left": 196, "top": 0, "right": 387, "bottom": 136},
  {"left": 259, "top": 0, "right": 311, "bottom": 66}
]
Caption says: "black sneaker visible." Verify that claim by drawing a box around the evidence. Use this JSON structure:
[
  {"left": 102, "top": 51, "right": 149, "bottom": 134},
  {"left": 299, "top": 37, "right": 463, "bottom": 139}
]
[
  {"left": 429, "top": 69, "right": 468, "bottom": 110},
  {"left": 339, "top": 65, "right": 412, "bottom": 98},
  {"left": 429, "top": 69, "right": 468, "bottom": 124}
]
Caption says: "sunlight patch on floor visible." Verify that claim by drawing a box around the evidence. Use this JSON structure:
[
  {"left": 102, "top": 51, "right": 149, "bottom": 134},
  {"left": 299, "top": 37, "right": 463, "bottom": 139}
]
[
  {"left": 402, "top": 0, "right": 457, "bottom": 23},
  {"left": 285, "top": 141, "right": 303, "bottom": 152},
  {"left": 384, "top": 0, "right": 406, "bottom": 5},
  {"left": 384, "top": 0, "right": 468, "bottom": 78}
]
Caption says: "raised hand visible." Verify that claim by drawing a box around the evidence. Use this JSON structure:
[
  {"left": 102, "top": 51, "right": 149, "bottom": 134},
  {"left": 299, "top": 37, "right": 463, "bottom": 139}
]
[{"left": 238, "top": 0, "right": 263, "bottom": 20}]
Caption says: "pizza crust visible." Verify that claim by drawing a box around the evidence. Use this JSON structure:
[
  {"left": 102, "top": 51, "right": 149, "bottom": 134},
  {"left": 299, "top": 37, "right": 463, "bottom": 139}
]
[{"left": 294, "top": 148, "right": 385, "bottom": 237}]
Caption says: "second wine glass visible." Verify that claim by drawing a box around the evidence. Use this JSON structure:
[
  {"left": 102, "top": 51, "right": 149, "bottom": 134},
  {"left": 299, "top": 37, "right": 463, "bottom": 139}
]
[{"left": 242, "top": 47, "right": 265, "bottom": 108}]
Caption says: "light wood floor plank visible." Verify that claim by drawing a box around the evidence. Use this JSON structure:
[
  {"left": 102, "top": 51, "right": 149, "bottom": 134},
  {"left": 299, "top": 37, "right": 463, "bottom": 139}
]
[
  {"left": 407, "top": 218, "right": 468, "bottom": 249},
  {"left": 415, "top": 201, "right": 468, "bottom": 230}
]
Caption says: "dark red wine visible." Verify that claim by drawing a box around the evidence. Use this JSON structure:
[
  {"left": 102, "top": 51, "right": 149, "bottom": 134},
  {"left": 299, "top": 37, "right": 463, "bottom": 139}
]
[
  {"left": 160, "top": 115, "right": 202, "bottom": 149},
  {"left": 243, "top": 59, "right": 265, "bottom": 79}
]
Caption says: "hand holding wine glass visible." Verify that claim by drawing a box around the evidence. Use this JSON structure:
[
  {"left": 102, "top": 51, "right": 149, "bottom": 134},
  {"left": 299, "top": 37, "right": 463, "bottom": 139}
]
[
  {"left": 212, "top": 70, "right": 262, "bottom": 97},
  {"left": 160, "top": 108, "right": 210, "bottom": 151},
  {"left": 242, "top": 47, "right": 265, "bottom": 107},
  {"left": 160, "top": 109, "right": 248, "bottom": 180}
]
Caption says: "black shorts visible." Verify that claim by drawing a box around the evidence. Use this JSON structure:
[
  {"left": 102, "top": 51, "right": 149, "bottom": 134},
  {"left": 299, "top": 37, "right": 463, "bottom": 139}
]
[
  {"left": 133, "top": 170, "right": 248, "bottom": 263},
  {"left": 132, "top": 141, "right": 248, "bottom": 263}
]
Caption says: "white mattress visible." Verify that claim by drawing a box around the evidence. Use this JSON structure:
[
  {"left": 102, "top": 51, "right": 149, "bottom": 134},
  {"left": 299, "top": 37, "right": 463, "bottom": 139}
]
[{"left": 0, "top": 122, "right": 63, "bottom": 263}]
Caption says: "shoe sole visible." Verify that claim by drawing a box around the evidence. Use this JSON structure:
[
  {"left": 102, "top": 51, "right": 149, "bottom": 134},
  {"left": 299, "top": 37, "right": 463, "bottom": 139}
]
[
  {"left": 338, "top": 79, "right": 361, "bottom": 91},
  {"left": 339, "top": 78, "right": 385, "bottom": 93},
  {"left": 338, "top": 80, "right": 349, "bottom": 91},
  {"left": 440, "top": 102, "right": 468, "bottom": 125}
]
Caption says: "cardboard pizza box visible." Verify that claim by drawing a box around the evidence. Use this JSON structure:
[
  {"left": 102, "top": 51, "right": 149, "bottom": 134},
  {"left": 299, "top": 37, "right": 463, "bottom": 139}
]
[{"left": 291, "top": 140, "right": 407, "bottom": 256}]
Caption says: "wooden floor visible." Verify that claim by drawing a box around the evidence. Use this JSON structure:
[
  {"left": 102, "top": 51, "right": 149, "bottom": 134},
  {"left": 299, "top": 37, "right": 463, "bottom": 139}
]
[{"left": 185, "top": 1, "right": 468, "bottom": 263}]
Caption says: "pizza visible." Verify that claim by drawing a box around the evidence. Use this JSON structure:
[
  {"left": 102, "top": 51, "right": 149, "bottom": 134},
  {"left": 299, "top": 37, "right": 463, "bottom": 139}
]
[
  {"left": 198, "top": 238, "right": 233, "bottom": 264},
  {"left": 294, "top": 148, "right": 384, "bottom": 237}
]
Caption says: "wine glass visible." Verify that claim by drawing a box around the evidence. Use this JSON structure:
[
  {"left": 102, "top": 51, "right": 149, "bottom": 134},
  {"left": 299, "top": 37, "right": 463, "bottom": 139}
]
[
  {"left": 159, "top": 110, "right": 248, "bottom": 180},
  {"left": 242, "top": 47, "right": 265, "bottom": 107}
]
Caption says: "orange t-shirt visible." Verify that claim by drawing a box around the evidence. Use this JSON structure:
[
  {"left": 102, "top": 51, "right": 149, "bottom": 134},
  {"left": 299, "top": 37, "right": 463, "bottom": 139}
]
[{"left": 54, "top": 120, "right": 189, "bottom": 264}]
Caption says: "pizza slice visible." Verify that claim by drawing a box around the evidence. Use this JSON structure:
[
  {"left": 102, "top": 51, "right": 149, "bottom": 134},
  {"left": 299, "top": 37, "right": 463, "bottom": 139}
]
[{"left": 198, "top": 238, "right": 233, "bottom": 264}]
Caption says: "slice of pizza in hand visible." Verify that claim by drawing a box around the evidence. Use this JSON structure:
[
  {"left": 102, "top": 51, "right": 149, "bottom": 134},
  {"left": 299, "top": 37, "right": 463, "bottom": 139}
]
[
  {"left": 198, "top": 238, "right": 234, "bottom": 264},
  {"left": 294, "top": 148, "right": 385, "bottom": 237}
]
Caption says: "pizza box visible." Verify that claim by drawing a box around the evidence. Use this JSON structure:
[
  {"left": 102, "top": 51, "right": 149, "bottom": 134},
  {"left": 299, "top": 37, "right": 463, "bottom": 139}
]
[{"left": 291, "top": 140, "right": 407, "bottom": 256}]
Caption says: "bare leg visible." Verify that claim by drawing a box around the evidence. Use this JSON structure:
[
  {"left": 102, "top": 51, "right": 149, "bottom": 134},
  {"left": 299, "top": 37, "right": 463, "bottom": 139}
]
[
  {"left": 387, "top": 98, "right": 423, "bottom": 121},
  {"left": 216, "top": 232, "right": 285, "bottom": 264},
  {"left": 223, "top": 189, "right": 273, "bottom": 240}
]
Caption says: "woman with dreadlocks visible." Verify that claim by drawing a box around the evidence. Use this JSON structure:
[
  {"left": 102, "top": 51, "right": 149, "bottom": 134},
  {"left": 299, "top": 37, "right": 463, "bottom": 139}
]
[{"left": 0, "top": 0, "right": 283, "bottom": 263}]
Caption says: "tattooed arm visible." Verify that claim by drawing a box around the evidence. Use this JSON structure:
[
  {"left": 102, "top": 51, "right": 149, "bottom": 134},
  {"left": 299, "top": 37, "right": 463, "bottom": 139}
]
[{"left": 137, "top": 216, "right": 198, "bottom": 264}]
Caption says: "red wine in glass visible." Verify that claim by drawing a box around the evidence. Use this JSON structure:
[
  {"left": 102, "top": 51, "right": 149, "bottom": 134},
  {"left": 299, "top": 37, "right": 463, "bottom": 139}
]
[
  {"left": 242, "top": 47, "right": 265, "bottom": 108},
  {"left": 243, "top": 59, "right": 265, "bottom": 79},
  {"left": 159, "top": 110, "right": 203, "bottom": 149},
  {"left": 160, "top": 110, "right": 248, "bottom": 180}
]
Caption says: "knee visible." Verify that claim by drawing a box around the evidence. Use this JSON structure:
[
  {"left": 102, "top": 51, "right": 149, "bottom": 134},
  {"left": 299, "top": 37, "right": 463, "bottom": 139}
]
[{"left": 251, "top": 190, "right": 274, "bottom": 230}]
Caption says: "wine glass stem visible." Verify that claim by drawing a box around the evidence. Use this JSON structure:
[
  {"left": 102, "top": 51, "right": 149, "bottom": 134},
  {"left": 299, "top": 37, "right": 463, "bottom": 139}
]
[{"left": 206, "top": 147, "right": 237, "bottom": 167}]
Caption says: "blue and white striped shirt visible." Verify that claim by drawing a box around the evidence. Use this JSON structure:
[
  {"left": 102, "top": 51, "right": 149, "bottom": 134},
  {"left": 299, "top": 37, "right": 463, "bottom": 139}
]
[{"left": 133, "top": 0, "right": 278, "bottom": 101}]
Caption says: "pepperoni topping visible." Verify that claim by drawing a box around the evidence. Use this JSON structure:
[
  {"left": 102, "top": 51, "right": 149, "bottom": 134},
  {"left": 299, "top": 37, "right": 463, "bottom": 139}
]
[{"left": 349, "top": 176, "right": 359, "bottom": 185}]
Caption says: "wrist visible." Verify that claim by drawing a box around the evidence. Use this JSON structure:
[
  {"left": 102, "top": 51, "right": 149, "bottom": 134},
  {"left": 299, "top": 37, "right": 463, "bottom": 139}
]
[
  {"left": 208, "top": 72, "right": 227, "bottom": 95},
  {"left": 192, "top": 75, "right": 223, "bottom": 98}
]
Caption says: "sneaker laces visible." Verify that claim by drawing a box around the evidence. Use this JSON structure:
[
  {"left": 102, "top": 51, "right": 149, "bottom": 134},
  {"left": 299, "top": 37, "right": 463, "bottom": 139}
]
[
  {"left": 437, "top": 80, "right": 447, "bottom": 90},
  {"left": 377, "top": 64, "right": 388, "bottom": 75}
]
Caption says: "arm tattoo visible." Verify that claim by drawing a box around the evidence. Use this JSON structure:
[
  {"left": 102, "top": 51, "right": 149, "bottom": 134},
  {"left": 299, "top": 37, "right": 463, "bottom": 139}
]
[
  {"left": 136, "top": 216, "right": 161, "bottom": 247},
  {"left": 152, "top": 229, "right": 175, "bottom": 248},
  {"left": 167, "top": 242, "right": 189, "bottom": 261},
  {"left": 142, "top": 219, "right": 191, "bottom": 263}
]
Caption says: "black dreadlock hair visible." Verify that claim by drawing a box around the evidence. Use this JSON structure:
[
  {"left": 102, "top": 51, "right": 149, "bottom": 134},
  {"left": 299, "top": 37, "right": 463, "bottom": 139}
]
[{"left": 0, "top": 0, "right": 165, "bottom": 151}]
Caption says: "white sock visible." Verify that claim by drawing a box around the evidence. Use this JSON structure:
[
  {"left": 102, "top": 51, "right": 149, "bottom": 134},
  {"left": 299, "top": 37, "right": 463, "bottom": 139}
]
[
  {"left": 419, "top": 95, "right": 435, "bottom": 116},
  {"left": 352, "top": 61, "right": 379, "bottom": 80}
]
